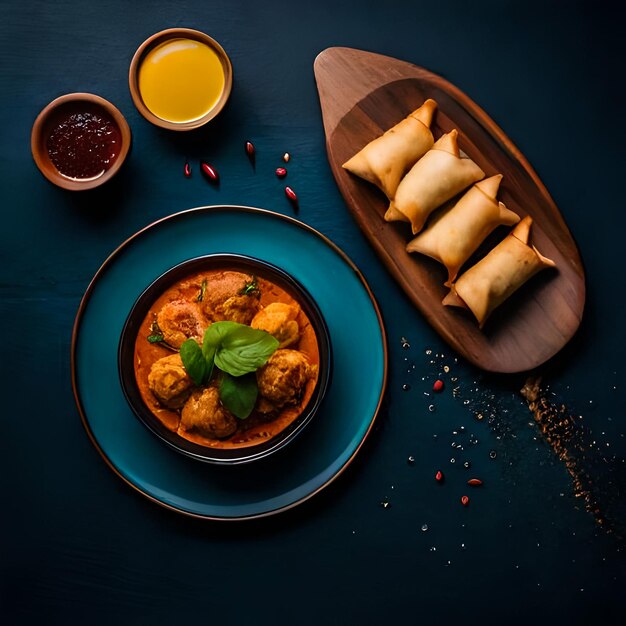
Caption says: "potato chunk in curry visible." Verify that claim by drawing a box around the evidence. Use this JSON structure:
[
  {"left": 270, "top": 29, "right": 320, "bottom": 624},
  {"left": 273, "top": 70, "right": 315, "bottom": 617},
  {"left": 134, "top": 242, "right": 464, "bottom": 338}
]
[
  {"left": 251, "top": 302, "right": 300, "bottom": 348},
  {"left": 147, "top": 353, "right": 193, "bottom": 409},
  {"left": 256, "top": 349, "right": 317, "bottom": 409},
  {"left": 180, "top": 387, "right": 238, "bottom": 439}
]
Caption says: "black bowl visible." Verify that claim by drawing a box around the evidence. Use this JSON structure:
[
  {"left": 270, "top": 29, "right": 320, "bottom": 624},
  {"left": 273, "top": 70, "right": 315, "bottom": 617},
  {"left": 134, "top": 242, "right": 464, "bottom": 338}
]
[{"left": 118, "top": 254, "right": 332, "bottom": 465}]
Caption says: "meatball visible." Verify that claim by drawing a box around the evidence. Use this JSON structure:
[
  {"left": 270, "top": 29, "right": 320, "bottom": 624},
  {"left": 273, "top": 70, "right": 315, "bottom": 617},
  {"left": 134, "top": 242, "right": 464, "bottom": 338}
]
[
  {"left": 200, "top": 271, "right": 260, "bottom": 324},
  {"left": 156, "top": 300, "right": 208, "bottom": 349},
  {"left": 251, "top": 302, "right": 300, "bottom": 348},
  {"left": 256, "top": 349, "right": 316, "bottom": 408},
  {"left": 147, "top": 353, "right": 193, "bottom": 409},
  {"left": 180, "top": 387, "right": 237, "bottom": 439}
]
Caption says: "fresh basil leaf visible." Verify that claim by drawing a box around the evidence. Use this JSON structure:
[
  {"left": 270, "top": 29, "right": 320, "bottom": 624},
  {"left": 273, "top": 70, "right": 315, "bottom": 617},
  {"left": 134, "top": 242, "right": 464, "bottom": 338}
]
[
  {"left": 219, "top": 373, "right": 258, "bottom": 419},
  {"left": 214, "top": 324, "right": 279, "bottom": 376},
  {"left": 203, "top": 321, "right": 239, "bottom": 349},
  {"left": 179, "top": 339, "right": 209, "bottom": 385}
]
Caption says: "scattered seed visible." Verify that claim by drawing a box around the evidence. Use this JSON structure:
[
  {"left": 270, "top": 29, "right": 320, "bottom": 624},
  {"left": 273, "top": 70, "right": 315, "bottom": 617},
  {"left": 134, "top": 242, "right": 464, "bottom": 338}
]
[
  {"left": 275, "top": 167, "right": 287, "bottom": 178},
  {"left": 200, "top": 161, "right": 219, "bottom": 182},
  {"left": 245, "top": 140, "right": 255, "bottom": 158},
  {"left": 467, "top": 478, "right": 483, "bottom": 486},
  {"left": 461, "top": 495, "right": 470, "bottom": 506},
  {"left": 407, "top": 455, "right": 415, "bottom": 465},
  {"left": 184, "top": 161, "right": 192, "bottom": 178},
  {"left": 435, "top": 470, "right": 444, "bottom": 482},
  {"left": 282, "top": 152, "right": 290, "bottom": 162},
  {"left": 285, "top": 185, "right": 297, "bottom": 201},
  {"left": 421, "top": 524, "right": 429, "bottom": 532}
]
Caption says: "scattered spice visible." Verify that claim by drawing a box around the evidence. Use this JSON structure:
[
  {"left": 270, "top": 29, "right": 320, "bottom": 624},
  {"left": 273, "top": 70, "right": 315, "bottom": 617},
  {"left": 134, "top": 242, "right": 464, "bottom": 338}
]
[
  {"left": 275, "top": 167, "right": 287, "bottom": 178},
  {"left": 435, "top": 470, "right": 444, "bottom": 482},
  {"left": 461, "top": 495, "right": 470, "bottom": 506},
  {"left": 433, "top": 379, "right": 444, "bottom": 393},
  {"left": 200, "top": 161, "right": 219, "bottom": 182},
  {"left": 520, "top": 376, "right": 623, "bottom": 538},
  {"left": 184, "top": 160, "right": 192, "bottom": 178},
  {"left": 467, "top": 478, "right": 483, "bottom": 486},
  {"left": 282, "top": 152, "right": 290, "bottom": 162}
]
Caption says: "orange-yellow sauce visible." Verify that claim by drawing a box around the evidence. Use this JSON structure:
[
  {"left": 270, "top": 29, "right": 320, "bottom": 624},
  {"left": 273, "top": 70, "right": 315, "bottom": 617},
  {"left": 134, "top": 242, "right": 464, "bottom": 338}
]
[
  {"left": 138, "top": 38, "right": 225, "bottom": 123},
  {"left": 134, "top": 270, "right": 320, "bottom": 449}
]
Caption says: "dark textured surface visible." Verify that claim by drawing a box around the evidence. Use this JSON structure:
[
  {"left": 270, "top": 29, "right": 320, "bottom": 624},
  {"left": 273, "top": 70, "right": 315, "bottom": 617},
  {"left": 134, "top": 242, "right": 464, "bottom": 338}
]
[{"left": 1, "top": 0, "right": 624, "bottom": 623}]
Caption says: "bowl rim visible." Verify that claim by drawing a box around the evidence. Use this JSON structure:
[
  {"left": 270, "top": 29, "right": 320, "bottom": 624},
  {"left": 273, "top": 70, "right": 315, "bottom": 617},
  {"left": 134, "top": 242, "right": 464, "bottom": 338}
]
[
  {"left": 128, "top": 27, "right": 233, "bottom": 131},
  {"left": 118, "top": 253, "right": 333, "bottom": 465},
  {"left": 30, "top": 92, "right": 131, "bottom": 191}
]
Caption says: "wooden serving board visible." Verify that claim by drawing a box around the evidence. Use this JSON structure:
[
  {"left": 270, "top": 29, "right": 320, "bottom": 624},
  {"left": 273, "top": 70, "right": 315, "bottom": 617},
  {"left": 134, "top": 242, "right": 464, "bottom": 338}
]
[{"left": 314, "top": 47, "right": 585, "bottom": 373}]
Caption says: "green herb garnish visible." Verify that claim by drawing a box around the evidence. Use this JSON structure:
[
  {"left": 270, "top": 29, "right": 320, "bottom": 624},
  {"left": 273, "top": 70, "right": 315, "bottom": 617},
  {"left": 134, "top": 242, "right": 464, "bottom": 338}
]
[
  {"left": 179, "top": 321, "right": 279, "bottom": 419},
  {"left": 239, "top": 276, "right": 260, "bottom": 296},
  {"left": 147, "top": 320, "right": 164, "bottom": 344},
  {"left": 196, "top": 278, "right": 208, "bottom": 302}
]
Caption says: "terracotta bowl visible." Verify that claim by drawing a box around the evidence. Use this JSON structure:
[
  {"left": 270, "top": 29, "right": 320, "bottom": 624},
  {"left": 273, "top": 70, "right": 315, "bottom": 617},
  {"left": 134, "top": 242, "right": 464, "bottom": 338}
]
[
  {"left": 129, "top": 28, "right": 233, "bottom": 131},
  {"left": 31, "top": 93, "right": 131, "bottom": 191},
  {"left": 118, "top": 254, "right": 332, "bottom": 465}
]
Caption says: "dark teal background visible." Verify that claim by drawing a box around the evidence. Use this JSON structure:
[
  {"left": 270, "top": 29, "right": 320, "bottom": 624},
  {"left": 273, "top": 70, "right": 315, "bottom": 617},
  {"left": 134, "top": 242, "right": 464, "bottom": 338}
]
[{"left": 1, "top": 0, "right": 624, "bottom": 624}]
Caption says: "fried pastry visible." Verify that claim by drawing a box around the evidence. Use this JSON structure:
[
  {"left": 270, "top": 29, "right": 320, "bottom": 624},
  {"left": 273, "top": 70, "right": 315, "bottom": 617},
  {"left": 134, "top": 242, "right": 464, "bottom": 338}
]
[
  {"left": 342, "top": 99, "right": 437, "bottom": 199},
  {"left": 406, "top": 175, "right": 520, "bottom": 285},
  {"left": 442, "top": 216, "right": 556, "bottom": 327},
  {"left": 385, "top": 130, "right": 485, "bottom": 234}
]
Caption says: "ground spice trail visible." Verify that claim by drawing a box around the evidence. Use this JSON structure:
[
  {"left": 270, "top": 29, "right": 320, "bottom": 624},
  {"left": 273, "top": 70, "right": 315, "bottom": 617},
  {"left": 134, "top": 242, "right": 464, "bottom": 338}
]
[{"left": 520, "top": 376, "right": 625, "bottom": 542}]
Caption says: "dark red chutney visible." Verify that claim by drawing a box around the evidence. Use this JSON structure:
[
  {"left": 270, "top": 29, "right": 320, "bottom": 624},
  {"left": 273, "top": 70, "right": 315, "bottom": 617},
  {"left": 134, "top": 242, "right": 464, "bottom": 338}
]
[{"left": 46, "top": 108, "right": 121, "bottom": 179}]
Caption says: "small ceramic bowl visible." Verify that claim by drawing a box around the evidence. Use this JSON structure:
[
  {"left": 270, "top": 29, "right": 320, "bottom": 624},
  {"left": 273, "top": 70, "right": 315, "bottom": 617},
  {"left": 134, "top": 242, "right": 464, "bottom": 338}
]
[
  {"left": 31, "top": 93, "right": 131, "bottom": 191},
  {"left": 129, "top": 28, "right": 233, "bottom": 131},
  {"left": 118, "top": 254, "right": 332, "bottom": 465}
]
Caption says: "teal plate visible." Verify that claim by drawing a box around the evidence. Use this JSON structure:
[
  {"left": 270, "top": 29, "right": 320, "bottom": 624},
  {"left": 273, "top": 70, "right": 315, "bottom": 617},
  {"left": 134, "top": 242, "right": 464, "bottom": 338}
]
[{"left": 71, "top": 206, "right": 388, "bottom": 520}]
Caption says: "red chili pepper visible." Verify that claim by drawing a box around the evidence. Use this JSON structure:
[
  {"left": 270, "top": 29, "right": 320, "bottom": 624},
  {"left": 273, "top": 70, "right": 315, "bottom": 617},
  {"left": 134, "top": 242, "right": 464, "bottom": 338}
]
[
  {"left": 200, "top": 162, "right": 219, "bottom": 182},
  {"left": 275, "top": 167, "right": 287, "bottom": 178},
  {"left": 467, "top": 478, "right": 483, "bottom": 486},
  {"left": 461, "top": 495, "right": 470, "bottom": 506},
  {"left": 184, "top": 161, "right": 192, "bottom": 178},
  {"left": 433, "top": 379, "right": 444, "bottom": 393},
  {"left": 245, "top": 140, "right": 255, "bottom": 158},
  {"left": 435, "top": 470, "right": 444, "bottom": 482}
]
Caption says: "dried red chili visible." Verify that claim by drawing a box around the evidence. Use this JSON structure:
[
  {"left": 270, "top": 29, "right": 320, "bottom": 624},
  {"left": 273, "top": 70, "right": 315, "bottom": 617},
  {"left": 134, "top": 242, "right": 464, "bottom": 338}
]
[
  {"left": 275, "top": 167, "right": 287, "bottom": 178},
  {"left": 433, "top": 379, "right": 444, "bottom": 392},
  {"left": 461, "top": 495, "right": 470, "bottom": 506},
  {"left": 467, "top": 478, "right": 483, "bottom": 486},
  {"left": 200, "top": 162, "right": 219, "bottom": 182},
  {"left": 245, "top": 141, "right": 255, "bottom": 158},
  {"left": 435, "top": 470, "right": 444, "bottom": 482},
  {"left": 184, "top": 161, "right": 192, "bottom": 178}
]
